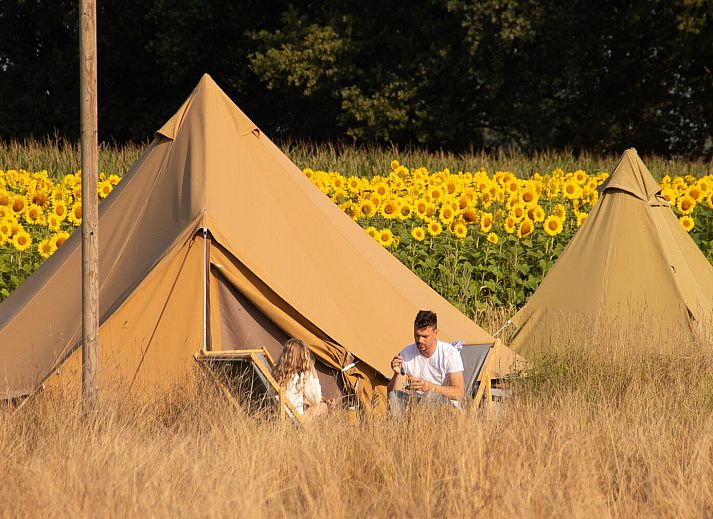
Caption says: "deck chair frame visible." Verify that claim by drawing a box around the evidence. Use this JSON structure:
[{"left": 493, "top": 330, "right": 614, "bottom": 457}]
[{"left": 194, "top": 348, "right": 303, "bottom": 424}]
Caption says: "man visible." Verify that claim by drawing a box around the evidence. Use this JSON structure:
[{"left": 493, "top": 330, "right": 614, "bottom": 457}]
[{"left": 387, "top": 310, "right": 465, "bottom": 414}]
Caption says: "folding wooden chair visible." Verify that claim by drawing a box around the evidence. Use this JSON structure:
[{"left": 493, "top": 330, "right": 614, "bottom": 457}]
[{"left": 194, "top": 347, "right": 303, "bottom": 424}]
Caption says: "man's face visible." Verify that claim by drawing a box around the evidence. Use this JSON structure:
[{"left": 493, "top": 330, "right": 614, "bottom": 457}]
[{"left": 414, "top": 325, "right": 438, "bottom": 357}]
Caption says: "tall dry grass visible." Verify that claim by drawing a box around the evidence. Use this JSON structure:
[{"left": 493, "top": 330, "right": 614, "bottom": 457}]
[
  {"left": 2, "top": 138, "right": 712, "bottom": 181},
  {"left": 1, "top": 316, "right": 711, "bottom": 518}
]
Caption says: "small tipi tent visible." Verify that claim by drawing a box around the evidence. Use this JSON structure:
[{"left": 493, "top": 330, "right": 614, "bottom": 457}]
[
  {"left": 509, "top": 148, "right": 713, "bottom": 354},
  {"left": 0, "top": 75, "right": 514, "bottom": 410}
]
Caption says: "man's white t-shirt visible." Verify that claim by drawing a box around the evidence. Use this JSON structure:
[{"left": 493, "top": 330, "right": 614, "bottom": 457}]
[{"left": 399, "top": 339, "right": 464, "bottom": 398}]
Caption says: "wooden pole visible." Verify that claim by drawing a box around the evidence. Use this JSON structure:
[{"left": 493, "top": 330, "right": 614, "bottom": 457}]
[{"left": 80, "top": 0, "right": 99, "bottom": 409}]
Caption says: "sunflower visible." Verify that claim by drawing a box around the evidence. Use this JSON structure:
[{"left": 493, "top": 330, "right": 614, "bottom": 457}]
[
  {"left": 707, "top": 193, "right": 713, "bottom": 210},
  {"left": 31, "top": 191, "right": 49, "bottom": 207},
  {"left": 519, "top": 187, "right": 538, "bottom": 207},
  {"left": 390, "top": 159, "right": 400, "bottom": 170},
  {"left": 439, "top": 206, "right": 455, "bottom": 224},
  {"left": 543, "top": 215, "right": 563, "bottom": 236},
  {"left": 24, "top": 203, "right": 45, "bottom": 225},
  {"left": 427, "top": 186, "right": 444, "bottom": 202},
  {"left": 511, "top": 204, "right": 526, "bottom": 222},
  {"left": 462, "top": 207, "right": 477, "bottom": 224},
  {"left": 679, "top": 215, "right": 694, "bottom": 233},
  {"left": 365, "top": 226, "right": 378, "bottom": 239},
  {"left": 676, "top": 195, "right": 695, "bottom": 215},
  {"left": 38, "top": 238, "right": 58, "bottom": 259},
  {"left": 108, "top": 174, "right": 121, "bottom": 186},
  {"left": 452, "top": 222, "right": 467, "bottom": 239},
  {"left": 504, "top": 216, "right": 516, "bottom": 234},
  {"left": 574, "top": 170, "right": 588, "bottom": 184},
  {"left": 562, "top": 178, "right": 582, "bottom": 200},
  {"left": 12, "top": 229, "right": 32, "bottom": 251},
  {"left": 0, "top": 219, "right": 12, "bottom": 237},
  {"left": 427, "top": 221, "right": 443, "bottom": 237},
  {"left": 531, "top": 205, "right": 546, "bottom": 223},
  {"left": 357, "top": 199, "right": 377, "bottom": 219},
  {"left": 411, "top": 226, "right": 426, "bottom": 242},
  {"left": 98, "top": 180, "right": 113, "bottom": 199},
  {"left": 414, "top": 198, "right": 429, "bottom": 219},
  {"left": 486, "top": 232, "right": 499, "bottom": 245},
  {"left": 373, "top": 182, "right": 389, "bottom": 198},
  {"left": 346, "top": 176, "right": 362, "bottom": 193},
  {"left": 68, "top": 202, "right": 82, "bottom": 226},
  {"left": 687, "top": 186, "right": 703, "bottom": 202},
  {"left": 12, "top": 194, "right": 27, "bottom": 214},
  {"left": 46, "top": 213, "right": 61, "bottom": 231},
  {"left": 660, "top": 187, "right": 676, "bottom": 204},
  {"left": 517, "top": 219, "right": 534, "bottom": 239},
  {"left": 399, "top": 202, "right": 413, "bottom": 220},
  {"left": 380, "top": 199, "right": 400, "bottom": 220},
  {"left": 576, "top": 212, "right": 589, "bottom": 228},
  {"left": 0, "top": 190, "right": 12, "bottom": 207},
  {"left": 50, "top": 230, "right": 71, "bottom": 249},
  {"left": 553, "top": 204, "right": 566, "bottom": 220},
  {"left": 480, "top": 212, "right": 493, "bottom": 233},
  {"left": 377, "top": 228, "right": 395, "bottom": 247}
]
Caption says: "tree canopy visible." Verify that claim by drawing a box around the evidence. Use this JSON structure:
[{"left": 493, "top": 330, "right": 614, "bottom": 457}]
[{"left": 1, "top": 0, "right": 711, "bottom": 157}]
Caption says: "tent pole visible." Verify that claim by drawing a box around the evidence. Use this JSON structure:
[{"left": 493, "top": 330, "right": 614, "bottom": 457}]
[
  {"left": 80, "top": 0, "right": 99, "bottom": 410},
  {"left": 203, "top": 228, "right": 208, "bottom": 351}
]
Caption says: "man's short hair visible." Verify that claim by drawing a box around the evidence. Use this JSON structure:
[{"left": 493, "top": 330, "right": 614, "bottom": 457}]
[{"left": 414, "top": 310, "right": 437, "bottom": 330}]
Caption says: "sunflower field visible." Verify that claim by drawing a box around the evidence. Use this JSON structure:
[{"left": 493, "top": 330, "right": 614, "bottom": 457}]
[
  {"left": 305, "top": 161, "right": 713, "bottom": 311},
  {"left": 0, "top": 168, "right": 119, "bottom": 299},
  {"left": 1, "top": 162, "right": 712, "bottom": 311}
]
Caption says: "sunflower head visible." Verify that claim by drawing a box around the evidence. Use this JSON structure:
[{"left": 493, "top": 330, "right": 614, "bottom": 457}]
[
  {"left": 12, "top": 195, "right": 26, "bottom": 214},
  {"left": 377, "top": 228, "right": 395, "bottom": 247},
  {"left": 576, "top": 212, "right": 589, "bottom": 228},
  {"left": 677, "top": 195, "right": 696, "bottom": 215},
  {"left": 427, "top": 221, "right": 443, "bottom": 237},
  {"left": 462, "top": 207, "right": 477, "bottom": 224},
  {"left": 679, "top": 215, "right": 695, "bottom": 233},
  {"left": 381, "top": 199, "right": 400, "bottom": 220},
  {"left": 12, "top": 230, "right": 32, "bottom": 251},
  {"left": 411, "top": 226, "right": 426, "bottom": 242},
  {"left": 486, "top": 232, "right": 499, "bottom": 245},
  {"left": 399, "top": 202, "right": 413, "bottom": 220},
  {"left": 504, "top": 216, "right": 516, "bottom": 234},
  {"left": 452, "top": 223, "right": 467, "bottom": 239},
  {"left": 38, "top": 238, "right": 58, "bottom": 259},
  {"left": 517, "top": 219, "right": 534, "bottom": 239},
  {"left": 543, "top": 215, "right": 563, "bottom": 237},
  {"left": 50, "top": 230, "right": 71, "bottom": 249},
  {"left": 480, "top": 212, "right": 493, "bottom": 232}
]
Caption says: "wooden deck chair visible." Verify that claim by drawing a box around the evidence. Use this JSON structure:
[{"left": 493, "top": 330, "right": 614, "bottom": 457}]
[
  {"left": 194, "top": 348, "right": 303, "bottom": 424},
  {"left": 459, "top": 340, "right": 500, "bottom": 415}
]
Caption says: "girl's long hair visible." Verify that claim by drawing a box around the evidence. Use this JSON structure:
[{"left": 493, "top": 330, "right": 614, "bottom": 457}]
[{"left": 273, "top": 338, "right": 315, "bottom": 387}]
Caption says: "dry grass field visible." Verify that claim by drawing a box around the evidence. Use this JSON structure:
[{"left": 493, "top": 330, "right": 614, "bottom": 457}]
[{"left": 1, "top": 313, "right": 711, "bottom": 519}]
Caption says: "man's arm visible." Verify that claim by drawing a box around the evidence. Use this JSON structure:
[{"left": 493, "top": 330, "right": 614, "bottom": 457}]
[
  {"left": 410, "top": 371, "right": 464, "bottom": 401},
  {"left": 387, "top": 354, "right": 405, "bottom": 393}
]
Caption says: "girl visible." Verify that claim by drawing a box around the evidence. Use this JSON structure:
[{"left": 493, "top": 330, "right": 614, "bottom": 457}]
[{"left": 272, "top": 338, "right": 329, "bottom": 419}]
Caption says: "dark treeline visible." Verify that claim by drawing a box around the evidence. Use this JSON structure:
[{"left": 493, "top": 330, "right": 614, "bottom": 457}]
[{"left": 1, "top": 0, "right": 711, "bottom": 157}]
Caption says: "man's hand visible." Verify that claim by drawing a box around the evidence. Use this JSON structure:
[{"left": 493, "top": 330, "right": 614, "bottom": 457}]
[
  {"left": 390, "top": 354, "right": 403, "bottom": 375},
  {"left": 409, "top": 377, "right": 432, "bottom": 392}
]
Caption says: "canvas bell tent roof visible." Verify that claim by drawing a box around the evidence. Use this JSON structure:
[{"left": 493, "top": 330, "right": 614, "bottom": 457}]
[
  {"left": 0, "top": 74, "right": 515, "bottom": 410},
  {"left": 508, "top": 148, "right": 713, "bottom": 354}
]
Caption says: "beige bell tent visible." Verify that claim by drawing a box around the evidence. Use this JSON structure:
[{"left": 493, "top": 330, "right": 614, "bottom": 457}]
[
  {"left": 508, "top": 148, "right": 713, "bottom": 354},
  {"left": 0, "top": 74, "right": 515, "bottom": 411}
]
